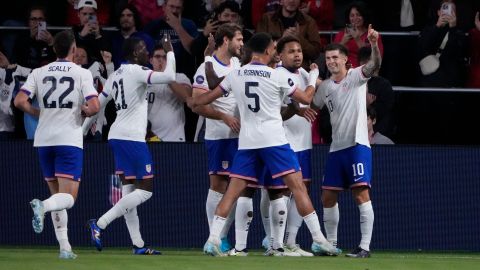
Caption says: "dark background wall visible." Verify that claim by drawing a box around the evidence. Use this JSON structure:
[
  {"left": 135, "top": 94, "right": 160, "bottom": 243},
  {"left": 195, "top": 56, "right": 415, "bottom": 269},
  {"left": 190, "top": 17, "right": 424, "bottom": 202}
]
[{"left": 1, "top": 142, "right": 479, "bottom": 251}]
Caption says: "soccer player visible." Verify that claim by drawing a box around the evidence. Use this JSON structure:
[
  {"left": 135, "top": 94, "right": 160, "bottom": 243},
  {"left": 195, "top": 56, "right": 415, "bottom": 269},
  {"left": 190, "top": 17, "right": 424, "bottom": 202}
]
[
  {"left": 192, "top": 23, "right": 243, "bottom": 252},
  {"left": 14, "top": 30, "right": 100, "bottom": 259},
  {"left": 312, "top": 24, "right": 381, "bottom": 258},
  {"left": 86, "top": 36, "right": 176, "bottom": 255},
  {"left": 147, "top": 44, "right": 192, "bottom": 142},
  {"left": 188, "top": 32, "right": 341, "bottom": 257}
]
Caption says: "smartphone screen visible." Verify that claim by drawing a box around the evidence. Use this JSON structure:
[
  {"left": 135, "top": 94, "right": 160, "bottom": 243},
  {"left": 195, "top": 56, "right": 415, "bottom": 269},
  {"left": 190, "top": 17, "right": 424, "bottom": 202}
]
[
  {"left": 89, "top": 14, "right": 97, "bottom": 23},
  {"left": 37, "top": 21, "right": 46, "bottom": 39},
  {"left": 441, "top": 3, "right": 452, "bottom": 16}
]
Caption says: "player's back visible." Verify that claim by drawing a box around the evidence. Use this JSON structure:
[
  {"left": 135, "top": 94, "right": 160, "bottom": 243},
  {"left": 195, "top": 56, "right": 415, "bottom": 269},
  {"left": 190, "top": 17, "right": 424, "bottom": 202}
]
[
  {"left": 221, "top": 63, "right": 296, "bottom": 149},
  {"left": 106, "top": 64, "right": 153, "bottom": 142},
  {"left": 23, "top": 60, "right": 96, "bottom": 148}
]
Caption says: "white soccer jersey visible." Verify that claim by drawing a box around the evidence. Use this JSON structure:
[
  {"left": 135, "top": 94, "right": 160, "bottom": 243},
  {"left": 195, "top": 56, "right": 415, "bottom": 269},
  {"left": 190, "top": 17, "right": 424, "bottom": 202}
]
[
  {"left": 147, "top": 73, "right": 191, "bottom": 142},
  {"left": 0, "top": 65, "right": 31, "bottom": 132},
  {"left": 313, "top": 67, "right": 370, "bottom": 152},
  {"left": 220, "top": 63, "right": 296, "bottom": 149},
  {"left": 193, "top": 56, "right": 241, "bottom": 140},
  {"left": 21, "top": 60, "right": 97, "bottom": 148},
  {"left": 277, "top": 66, "right": 312, "bottom": 152}
]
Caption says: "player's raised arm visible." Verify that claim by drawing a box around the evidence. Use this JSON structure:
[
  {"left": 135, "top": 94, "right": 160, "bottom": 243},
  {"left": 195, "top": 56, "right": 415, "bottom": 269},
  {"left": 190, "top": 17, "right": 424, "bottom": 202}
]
[
  {"left": 149, "top": 34, "right": 176, "bottom": 84},
  {"left": 361, "top": 24, "right": 382, "bottom": 78},
  {"left": 290, "top": 63, "right": 320, "bottom": 105}
]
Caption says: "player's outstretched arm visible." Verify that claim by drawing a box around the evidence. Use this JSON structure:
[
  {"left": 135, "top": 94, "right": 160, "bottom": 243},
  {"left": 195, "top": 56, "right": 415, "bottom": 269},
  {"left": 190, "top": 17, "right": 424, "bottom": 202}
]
[
  {"left": 361, "top": 24, "right": 382, "bottom": 78},
  {"left": 205, "top": 61, "right": 225, "bottom": 90},
  {"left": 82, "top": 92, "right": 111, "bottom": 134},
  {"left": 290, "top": 64, "right": 319, "bottom": 105},
  {"left": 188, "top": 86, "right": 224, "bottom": 108},
  {"left": 14, "top": 91, "right": 39, "bottom": 117}
]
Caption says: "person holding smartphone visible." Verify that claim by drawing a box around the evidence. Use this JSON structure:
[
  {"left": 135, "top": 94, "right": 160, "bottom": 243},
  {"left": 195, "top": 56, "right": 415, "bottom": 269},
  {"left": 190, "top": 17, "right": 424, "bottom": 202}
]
[
  {"left": 333, "top": 1, "right": 384, "bottom": 69},
  {"left": 72, "top": 0, "right": 111, "bottom": 65}
]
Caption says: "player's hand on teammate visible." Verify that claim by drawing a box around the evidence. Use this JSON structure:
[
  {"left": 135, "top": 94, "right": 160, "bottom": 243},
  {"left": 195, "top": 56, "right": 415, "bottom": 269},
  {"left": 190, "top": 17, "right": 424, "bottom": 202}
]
[
  {"left": 367, "top": 24, "right": 379, "bottom": 46},
  {"left": 162, "top": 34, "right": 174, "bottom": 53},
  {"left": 81, "top": 104, "right": 95, "bottom": 117},
  {"left": 297, "top": 107, "right": 317, "bottom": 122},
  {"left": 221, "top": 114, "right": 240, "bottom": 133},
  {"left": 186, "top": 96, "right": 196, "bottom": 109}
]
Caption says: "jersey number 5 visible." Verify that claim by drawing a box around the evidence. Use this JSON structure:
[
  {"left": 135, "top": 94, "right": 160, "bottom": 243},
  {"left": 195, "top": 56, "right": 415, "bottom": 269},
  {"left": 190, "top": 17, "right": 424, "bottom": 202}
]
[
  {"left": 245, "top": 82, "right": 260, "bottom": 113},
  {"left": 42, "top": 76, "right": 74, "bottom": 109}
]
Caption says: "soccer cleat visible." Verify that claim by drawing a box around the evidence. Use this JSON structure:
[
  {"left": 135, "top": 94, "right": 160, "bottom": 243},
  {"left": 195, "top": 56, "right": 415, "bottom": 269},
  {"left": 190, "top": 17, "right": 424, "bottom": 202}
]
[
  {"left": 346, "top": 247, "right": 371, "bottom": 258},
  {"left": 228, "top": 248, "right": 248, "bottom": 256},
  {"left": 59, "top": 250, "right": 77, "bottom": 259},
  {"left": 264, "top": 247, "right": 301, "bottom": 257},
  {"left": 261, "top": 236, "right": 270, "bottom": 250},
  {"left": 133, "top": 245, "right": 162, "bottom": 255},
  {"left": 30, "top": 199, "right": 45, "bottom": 234},
  {"left": 284, "top": 244, "right": 314, "bottom": 257},
  {"left": 203, "top": 238, "right": 225, "bottom": 257},
  {"left": 87, "top": 219, "right": 103, "bottom": 251},
  {"left": 311, "top": 241, "right": 342, "bottom": 256},
  {"left": 220, "top": 237, "right": 232, "bottom": 253}
]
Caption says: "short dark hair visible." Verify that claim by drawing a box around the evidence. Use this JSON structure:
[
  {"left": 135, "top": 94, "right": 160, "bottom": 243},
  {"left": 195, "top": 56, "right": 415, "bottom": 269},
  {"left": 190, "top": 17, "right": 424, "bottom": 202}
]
[
  {"left": 276, "top": 35, "right": 300, "bottom": 54},
  {"left": 325, "top": 43, "right": 349, "bottom": 56},
  {"left": 122, "top": 37, "right": 143, "bottom": 60},
  {"left": 28, "top": 5, "right": 47, "bottom": 20},
  {"left": 213, "top": 1, "right": 240, "bottom": 20},
  {"left": 345, "top": 1, "right": 372, "bottom": 27},
  {"left": 357, "top": 46, "right": 371, "bottom": 65},
  {"left": 152, "top": 44, "right": 164, "bottom": 52},
  {"left": 214, "top": 23, "right": 242, "bottom": 48},
  {"left": 367, "top": 106, "right": 376, "bottom": 119},
  {"left": 247, "top": 32, "right": 272, "bottom": 54},
  {"left": 53, "top": 30, "right": 75, "bottom": 58}
]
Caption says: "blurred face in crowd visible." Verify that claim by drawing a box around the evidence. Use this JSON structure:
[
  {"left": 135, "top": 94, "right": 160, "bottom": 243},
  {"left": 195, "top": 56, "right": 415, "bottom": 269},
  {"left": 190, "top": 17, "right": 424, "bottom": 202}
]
[
  {"left": 73, "top": 47, "right": 88, "bottom": 65},
  {"left": 119, "top": 8, "right": 136, "bottom": 31},
  {"left": 150, "top": 48, "right": 167, "bottom": 72},
  {"left": 218, "top": 8, "right": 240, "bottom": 24},
  {"left": 279, "top": 41, "right": 303, "bottom": 70},
  {"left": 349, "top": 7, "right": 365, "bottom": 28},
  {"left": 164, "top": 0, "right": 183, "bottom": 17},
  {"left": 325, "top": 49, "right": 348, "bottom": 75},
  {"left": 227, "top": 31, "right": 244, "bottom": 58},
  {"left": 78, "top": 7, "right": 97, "bottom": 26},
  {"left": 282, "top": 0, "right": 301, "bottom": 13},
  {"left": 29, "top": 9, "right": 46, "bottom": 36}
]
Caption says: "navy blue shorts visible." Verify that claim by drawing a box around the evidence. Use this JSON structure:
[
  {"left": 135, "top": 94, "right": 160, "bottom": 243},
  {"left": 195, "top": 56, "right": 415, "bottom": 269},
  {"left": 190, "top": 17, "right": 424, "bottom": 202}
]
[
  {"left": 205, "top": 138, "right": 238, "bottom": 175},
  {"left": 109, "top": 139, "right": 154, "bottom": 180},
  {"left": 38, "top": 146, "right": 83, "bottom": 181}
]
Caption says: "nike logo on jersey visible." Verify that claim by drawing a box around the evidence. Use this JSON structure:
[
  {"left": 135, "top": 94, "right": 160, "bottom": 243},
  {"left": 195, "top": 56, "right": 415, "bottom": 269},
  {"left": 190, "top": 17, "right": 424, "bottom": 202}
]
[{"left": 354, "top": 177, "right": 363, "bottom": 182}]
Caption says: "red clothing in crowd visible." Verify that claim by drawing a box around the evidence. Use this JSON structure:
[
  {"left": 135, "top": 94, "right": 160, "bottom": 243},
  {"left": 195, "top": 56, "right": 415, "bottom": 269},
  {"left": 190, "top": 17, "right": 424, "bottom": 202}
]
[
  {"left": 334, "top": 30, "right": 384, "bottom": 68},
  {"left": 467, "top": 28, "right": 480, "bottom": 88},
  {"left": 129, "top": 0, "right": 164, "bottom": 28},
  {"left": 251, "top": 0, "right": 280, "bottom": 29},
  {"left": 65, "top": 0, "right": 110, "bottom": 26}
]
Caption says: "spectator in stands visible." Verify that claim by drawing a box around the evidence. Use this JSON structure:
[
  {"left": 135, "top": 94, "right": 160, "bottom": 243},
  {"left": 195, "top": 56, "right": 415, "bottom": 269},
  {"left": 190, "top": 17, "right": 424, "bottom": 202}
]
[
  {"left": 467, "top": 11, "right": 480, "bottom": 88},
  {"left": 145, "top": 0, "right": 199, "bottom": 79},
  {"left": 358, "top": 46, "right": 395, "bottom": 138},
  {"left": 367, "top": 106, "right": 394, "bottom": 145},
  {"left": 12, "top": 5, "right": 56, "bottom": 69},
  {"left": 72, "top": 0, "right": 112, "bottom": 64},
  {"left": 250, "top": 0, "right": 280, "bottom": 29},
  {"left": 127, "top": 0, "right": 164, "bottom": 27},
  {"left": 0, "top": 51, "right": 31, "bottom": 140},
  {"left": 302, "top": 0, "right": 334, "bottom": 46},
  {"left": 65, "top": 0, "right": 110, "bottom": 26},
  {"left": 418, "top": 0, "right": 466, "bottom": 87},
  {"left": 147, "top": 45, "right": 192, "bottom": 142},
  {"left": 111, "top": 4, "right": 155, "bottom": 69},
  {"left": 256, "top": 0, "right": 322, "bottom": 66},
  {"left": 333, "top": 1, "right": 384, "bottom": 68}
]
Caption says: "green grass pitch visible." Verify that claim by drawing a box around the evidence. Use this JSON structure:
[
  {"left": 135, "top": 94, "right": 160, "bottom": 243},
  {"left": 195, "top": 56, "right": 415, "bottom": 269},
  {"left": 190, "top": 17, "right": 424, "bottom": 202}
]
[{"left": 1, "top": 247, "right": 479, "bottom": 270}]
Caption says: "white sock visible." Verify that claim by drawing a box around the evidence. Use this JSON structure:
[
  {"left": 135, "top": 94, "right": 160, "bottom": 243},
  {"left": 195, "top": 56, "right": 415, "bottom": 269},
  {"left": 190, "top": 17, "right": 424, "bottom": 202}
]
[
  {"left": 323, "top": 203, "right": 339, "bottom": 247},
  {"left": 97, "top": 189, "right": 152, "bottom": 230},
  {"left": 358, "top": 201, "right": 374, "bottom": 251},
  {"left": 122, "top": 184, "right": 145, "bottom": 248},
  {"left": 284, "top": 196, "right": 303, "bottom": 247},
  {"left": 206, "top": 189, "right": 223, "bottom": 229},
  {"left": 303, "top": 211, "right": 328, "bottom": 243},
  {"left": 51, "top": 210, "right": 71, "bottom": 252},
  {"left": 220, "top": 201, "right": 236, "bottom": 240},
  {"left": 209, "top": 215, "right": 227, "bottom": 241},
  {"left": 43, "top": 193, "right": 74, "bottom": 212},
  {"left": 270, "top": 197, "right": 287, "bottom": 250},
  {"left": 234, "top": 197, "right": 253, "bottom": 251},
  {"left": 260, "top": 189, "right": 271, "bottom": 241}
]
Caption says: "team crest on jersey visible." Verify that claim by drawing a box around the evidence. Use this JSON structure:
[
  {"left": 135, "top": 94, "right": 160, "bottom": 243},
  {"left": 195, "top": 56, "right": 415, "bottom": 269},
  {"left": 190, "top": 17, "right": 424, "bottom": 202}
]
[
  {"left": 222, "top": 161, "right": 229, "bottom": 169},
  {"left": 146, "top": 164, "right": 152, "bottom": 173},
  {"left": 196, "top": 75, "right": 205, "bottom": 84},
  {"left": 288, "top": 78, "right": 294, "bottom": 86}
]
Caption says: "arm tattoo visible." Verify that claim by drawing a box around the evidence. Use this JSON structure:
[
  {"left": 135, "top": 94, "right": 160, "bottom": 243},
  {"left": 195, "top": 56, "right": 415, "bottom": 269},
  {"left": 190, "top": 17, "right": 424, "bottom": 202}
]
[{"left": 361, "top": 45, "right": 382, "bottom": 77}]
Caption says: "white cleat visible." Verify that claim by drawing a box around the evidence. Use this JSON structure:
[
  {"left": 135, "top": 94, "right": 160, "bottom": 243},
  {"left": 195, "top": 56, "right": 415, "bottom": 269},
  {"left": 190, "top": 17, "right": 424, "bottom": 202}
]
[
  {"left": 203, "top": 238, "right": 226, "bottom": 257},
  {"left": 30, "top": 199, "right": 45, "bottom": 234},
  {"left": 228, "top": 248, "right": 248, "bottom": 256},
  {"left": 264, "top": 247, "right": 301, "bottom": 257},
  {"left": 284, "top": 244, "right": 314, "bottom": 257},
  {"left": 311, "top": 241, "right": 342, "bottom": 256},
  {"left": 59, "top": 250, "right": 77, "bottom": 259}
]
